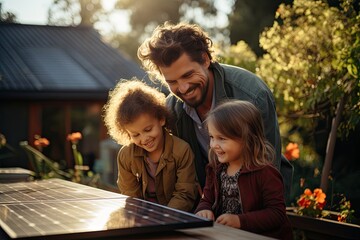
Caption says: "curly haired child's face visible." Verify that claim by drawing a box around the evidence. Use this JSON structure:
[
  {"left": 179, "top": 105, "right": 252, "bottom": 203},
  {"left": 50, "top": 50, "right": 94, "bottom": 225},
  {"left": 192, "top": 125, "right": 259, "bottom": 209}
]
[{"left": 124, "top": 113, "right": 165, "bottom": 158}]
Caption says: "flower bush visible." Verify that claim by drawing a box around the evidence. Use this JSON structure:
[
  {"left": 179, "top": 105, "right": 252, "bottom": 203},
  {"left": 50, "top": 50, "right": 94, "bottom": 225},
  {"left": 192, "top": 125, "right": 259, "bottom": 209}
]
[
  {"left": 337, "top": 195, "right": 355, "bottom": 223},
  {"left": 16, "top": 133, "right": 100, "bottom": 187},
  {"left": 286, "top": 140, "right": 357, "bottom": 223},
  {"left": 296, "top": 188, "right": 326, "bottom": 218},
  {"left": 295, "top": 187, "right": 357, "bottom": 224}
]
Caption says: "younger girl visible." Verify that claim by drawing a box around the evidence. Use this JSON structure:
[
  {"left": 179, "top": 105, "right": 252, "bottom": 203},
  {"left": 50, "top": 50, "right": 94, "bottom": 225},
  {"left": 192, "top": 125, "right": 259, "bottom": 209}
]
[
  {"left": 103, "top": 79, "right": 198, "bottom": 212},
  {"left": 195, "top": 100, "right": 292, "bottom": 239}
]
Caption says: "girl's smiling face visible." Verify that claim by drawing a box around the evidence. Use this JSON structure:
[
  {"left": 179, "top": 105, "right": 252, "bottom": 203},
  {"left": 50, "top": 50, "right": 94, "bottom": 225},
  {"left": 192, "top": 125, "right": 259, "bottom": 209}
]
[
  {"left": 124, "top": 113, "right": 165, "bottom": 158},
  {"left": 208, "top": 121, "right": 243, "bottom": 166}
]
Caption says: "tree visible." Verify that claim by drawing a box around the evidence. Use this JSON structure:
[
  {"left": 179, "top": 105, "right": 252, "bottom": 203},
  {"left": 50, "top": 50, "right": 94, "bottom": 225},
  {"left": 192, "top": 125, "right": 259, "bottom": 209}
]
[
  {"left": 228, "top": 0, "right": 293, "bottom": 56},
  {"left": 215, "top": 40, "right": 258, "bottom": 73},
  {"left": 0, "top": 3, "right": 17, "bottom": 23},
  {"left": 257, "top": 0, "right": 360, "bottom": 192},
  {"left": 112, "top": 0, "right": 224, "bottom": 61},
  {"left": 226, "top": 0, "right": 357, "bottom": 57},
  {"left": 46, "top": 0, "right": 225, "bottom": 61},
  {"left": 48, "top": 0, "right": 105, "bottom": 26}
]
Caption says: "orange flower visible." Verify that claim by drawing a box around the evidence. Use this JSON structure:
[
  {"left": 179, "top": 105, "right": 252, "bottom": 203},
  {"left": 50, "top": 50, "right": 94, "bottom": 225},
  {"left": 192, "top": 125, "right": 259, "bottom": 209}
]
[
  {"left": 67, "top": 132, "right": 82, "bottom": 144},
  {"left": 284, "top": 142, "right": 300, "bottom": 160},
  {"left": 34, "top": 138, "right": 50, "bottom": 147},
  {"left": 296, "top": 188, "right": 327, "bottom": 218},
  {"left": 314, "top": 188, "right": 326, "bottom": 209},
  {"left": 314, "top": 188, "right": 326, "bottom": 203},
  {"left": 304, "top": 188, "right": 312, "bottom": 196}
]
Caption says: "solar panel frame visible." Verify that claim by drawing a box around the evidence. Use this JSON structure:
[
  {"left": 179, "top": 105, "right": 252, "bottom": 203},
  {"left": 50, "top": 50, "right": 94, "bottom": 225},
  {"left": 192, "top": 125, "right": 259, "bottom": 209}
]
[{"left": 0, "top": 179, "right": 213, "bottom": 239}]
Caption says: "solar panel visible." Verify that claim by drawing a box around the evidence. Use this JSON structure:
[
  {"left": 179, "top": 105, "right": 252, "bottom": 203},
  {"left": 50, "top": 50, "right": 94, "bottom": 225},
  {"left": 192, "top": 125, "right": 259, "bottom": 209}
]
[
  {"left": 0, "top": 178, "right": 125, "bottom": 204},
  {"left": 0, "top": 179, "right": 213, "bottom": 239}
]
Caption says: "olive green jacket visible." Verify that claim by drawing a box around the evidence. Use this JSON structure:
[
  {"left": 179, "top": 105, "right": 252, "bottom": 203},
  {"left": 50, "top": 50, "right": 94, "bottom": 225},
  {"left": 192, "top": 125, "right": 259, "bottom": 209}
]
[{"left": 117, "top": 131, "right": 198, "bottom": 212}]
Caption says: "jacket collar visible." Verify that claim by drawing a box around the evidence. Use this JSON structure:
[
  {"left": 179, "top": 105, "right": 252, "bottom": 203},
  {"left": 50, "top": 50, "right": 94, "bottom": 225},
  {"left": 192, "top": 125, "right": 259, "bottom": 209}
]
[{"left": 210, "top": 62, "right": 228, "bottom": 103}]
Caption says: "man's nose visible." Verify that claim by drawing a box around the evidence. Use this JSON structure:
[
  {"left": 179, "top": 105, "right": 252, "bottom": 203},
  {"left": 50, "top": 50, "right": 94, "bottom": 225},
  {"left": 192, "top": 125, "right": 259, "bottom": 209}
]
[{"left": 177, "top": 81, "right": 190, "bottom": 94}]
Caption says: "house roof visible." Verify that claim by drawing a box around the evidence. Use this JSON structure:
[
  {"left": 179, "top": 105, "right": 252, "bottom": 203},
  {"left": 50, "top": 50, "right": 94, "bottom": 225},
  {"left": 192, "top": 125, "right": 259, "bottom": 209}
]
[{"left": 0, "top": 23, "right": 160, "bottom": 100}]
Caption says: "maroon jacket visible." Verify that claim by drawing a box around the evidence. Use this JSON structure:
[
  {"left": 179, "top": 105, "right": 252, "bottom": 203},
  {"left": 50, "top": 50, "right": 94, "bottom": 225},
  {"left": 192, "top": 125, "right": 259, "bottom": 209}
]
[{"left": 195, "top": 163, "right": 293, "bottom": 240}]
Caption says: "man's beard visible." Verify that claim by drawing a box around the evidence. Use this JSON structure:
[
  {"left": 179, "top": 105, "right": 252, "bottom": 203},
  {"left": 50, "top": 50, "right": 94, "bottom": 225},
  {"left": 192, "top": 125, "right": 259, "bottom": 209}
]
[{"left": 179, "top": 79, "right": 209, "bottom": 108}]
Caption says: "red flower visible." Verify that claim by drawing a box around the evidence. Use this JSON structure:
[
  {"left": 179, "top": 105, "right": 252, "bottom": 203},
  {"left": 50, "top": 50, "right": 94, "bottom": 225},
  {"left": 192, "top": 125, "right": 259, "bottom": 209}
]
[{"left": 298, "top": 195, "right": 311, "bottom": 208}]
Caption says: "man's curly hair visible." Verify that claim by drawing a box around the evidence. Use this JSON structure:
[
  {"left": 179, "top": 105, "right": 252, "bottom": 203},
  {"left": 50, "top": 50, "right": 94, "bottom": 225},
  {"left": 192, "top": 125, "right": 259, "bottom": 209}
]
[{"left": 137, "top": 21, "right": 214, "bottom": 82}]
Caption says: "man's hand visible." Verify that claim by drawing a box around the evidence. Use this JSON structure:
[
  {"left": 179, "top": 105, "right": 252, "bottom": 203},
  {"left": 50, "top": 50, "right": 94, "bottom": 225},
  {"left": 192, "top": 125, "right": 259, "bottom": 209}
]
[{"left": 216, "top": 213, "right": 240, "bottom": 228}]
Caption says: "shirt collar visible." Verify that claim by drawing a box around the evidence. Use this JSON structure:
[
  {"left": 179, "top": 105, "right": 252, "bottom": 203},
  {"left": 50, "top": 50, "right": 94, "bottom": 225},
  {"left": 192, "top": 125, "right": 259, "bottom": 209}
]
[{"left": 183, "top": 82, "right": 216, "bottom": 123}]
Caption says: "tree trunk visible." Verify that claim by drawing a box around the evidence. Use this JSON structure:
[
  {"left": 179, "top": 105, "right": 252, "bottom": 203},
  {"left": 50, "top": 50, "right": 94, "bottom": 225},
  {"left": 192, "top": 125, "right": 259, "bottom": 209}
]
[{"left": 320, "top": 95, "right": 346, "bottom": 192}]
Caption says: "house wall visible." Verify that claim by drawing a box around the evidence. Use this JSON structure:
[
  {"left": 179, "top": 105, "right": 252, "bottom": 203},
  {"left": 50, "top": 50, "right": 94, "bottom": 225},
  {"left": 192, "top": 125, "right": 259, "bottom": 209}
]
[
  {"left": 0, "top": 101, "right": 29, "bottom": 168},
  {"left": 0, "top": 100, "right": 109, "bottom": 174}
]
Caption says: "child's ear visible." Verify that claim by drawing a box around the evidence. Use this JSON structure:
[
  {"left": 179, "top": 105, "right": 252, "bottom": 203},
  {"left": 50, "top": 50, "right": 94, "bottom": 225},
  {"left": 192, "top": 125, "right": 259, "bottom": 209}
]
[{"left": 160, "top": 117, "right": 166, "bottom": 127}]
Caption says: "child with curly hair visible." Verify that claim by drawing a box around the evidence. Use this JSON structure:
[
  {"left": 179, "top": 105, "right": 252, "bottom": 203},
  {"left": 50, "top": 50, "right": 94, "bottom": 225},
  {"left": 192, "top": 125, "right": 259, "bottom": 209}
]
[{"left": 103, "top": 78, "right": 198, "bottom": 212}]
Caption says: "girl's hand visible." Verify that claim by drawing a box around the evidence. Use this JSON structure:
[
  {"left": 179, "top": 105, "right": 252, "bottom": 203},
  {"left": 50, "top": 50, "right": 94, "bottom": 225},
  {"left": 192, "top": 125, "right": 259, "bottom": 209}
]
[
  {"left": 195, "top": 210, "right": 215, "bottom": 220},
  {"left": 216, "top": 213, "right": 240, "bottom": 228}
]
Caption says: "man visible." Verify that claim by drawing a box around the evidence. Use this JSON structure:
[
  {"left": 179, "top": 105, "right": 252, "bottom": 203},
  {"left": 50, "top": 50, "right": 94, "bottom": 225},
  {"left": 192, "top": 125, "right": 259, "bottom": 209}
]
[{"left": 138, "top": 22, "right": 293, "bottom": 199}]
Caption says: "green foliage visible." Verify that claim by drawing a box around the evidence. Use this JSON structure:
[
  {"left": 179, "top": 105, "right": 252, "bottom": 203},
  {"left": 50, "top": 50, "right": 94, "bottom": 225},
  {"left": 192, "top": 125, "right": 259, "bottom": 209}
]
[
  {"left": 221, "top": 1, "right": 360, "bottom": 211},
  {"left": 228, "top": 0, "right": 293, "bottom": 56},
  {"left": 257, "top": 0, "right": 360, "bottom": 138},
  {"left": 0, "top": 10, "right": 17, "bottom": 23},
  {"left": 337, "top": 194, "right": 356, "bottom": 223},
  {"left": 19, "top": 140, "right": 100, "bottom": 187},
  {"left": 20, "top": 141, "right": 72, "bottom": 180},
  {"left": 216, "top": 40, "right": 257, "bottom": 73}
]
